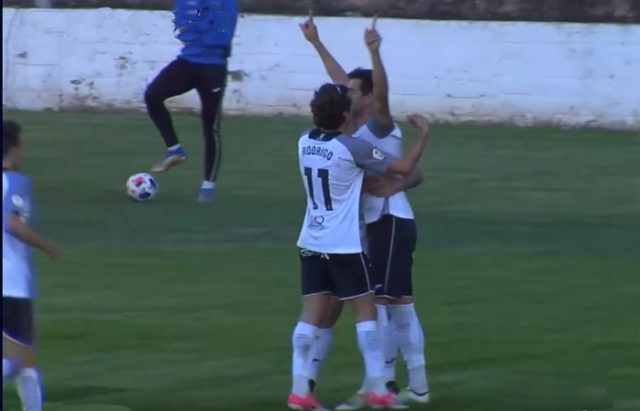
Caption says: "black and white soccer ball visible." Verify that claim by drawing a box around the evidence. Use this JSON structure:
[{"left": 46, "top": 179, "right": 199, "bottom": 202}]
[{"left": 126, "top": 172, "right": 158, "bottom": 202}]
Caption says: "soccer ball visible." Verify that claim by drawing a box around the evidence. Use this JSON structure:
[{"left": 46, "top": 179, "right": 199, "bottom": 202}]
[{"left": 126, "top": 173, "right": 158, "bottom": 202}]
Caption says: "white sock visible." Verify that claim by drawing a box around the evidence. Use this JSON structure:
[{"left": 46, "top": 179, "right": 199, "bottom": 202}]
[
  {"left": 17, "top": 367, "right": 42, "bottom": 411},
  {"left": 291, "top": 321, "right": 317, "bottom": 397},
  {"left": 168, "top": 143, "right": 181, "bottom": 151},
  {"left": 389, "top": 303, "right": 429, "bottom": 394},
  {"left": 356, "top": 320, "right": 386, "bottom": 396},
  {"left": 377, "top": 304, "right": 398, "bottom": 383},
  {"left": 358, "top": 304, "right": 395, "bottom": 393},
  {"left": 201, "top": 180, "right": 215, "bottom": 189},
  {"left": 3, "top": 358, "right": 20, "bottom": 383},
  {"left": 309, "top": 327, "right": 332, "bottom": 381}
]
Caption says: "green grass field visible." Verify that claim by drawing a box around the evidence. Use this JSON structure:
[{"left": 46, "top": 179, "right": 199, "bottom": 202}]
[{"left": 2, "top": 110, "right": 639, "bottom": 411}]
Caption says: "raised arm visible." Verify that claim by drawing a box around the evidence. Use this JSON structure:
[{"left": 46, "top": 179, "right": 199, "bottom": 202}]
[
  {"left": 365, "top": 17, "right": 392, "bottom": 126},
  {"left": 299, "top": 11, "right": 349, "bottom": 85}
]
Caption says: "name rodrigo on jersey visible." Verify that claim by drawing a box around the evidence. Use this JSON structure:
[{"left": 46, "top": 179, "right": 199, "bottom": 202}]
[{"left": 301, "top": 145, "right": 334, "bottom": 160}]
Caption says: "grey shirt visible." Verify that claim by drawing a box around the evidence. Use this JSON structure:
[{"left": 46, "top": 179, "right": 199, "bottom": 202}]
[{"left": 336, "top": 135, "right": 394, "bottom": 176}]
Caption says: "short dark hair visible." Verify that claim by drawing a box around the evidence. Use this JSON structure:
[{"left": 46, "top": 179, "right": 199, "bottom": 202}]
[
  {"left": 3, "top": 121, "right": 21, "bottom": 158},
  {"left": 310, "top": 83, "right": 351, "bottom": 130},
  {"left": 347, "top": 68, "right": 373, "bottom": 95}
]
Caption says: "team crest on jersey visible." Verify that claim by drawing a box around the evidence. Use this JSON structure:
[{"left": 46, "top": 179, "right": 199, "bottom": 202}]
[
  {"left": 11, "top": 194, "right": 24, "bottom": 208},
  {"left": 372, "top": 148, "right": 385, "bottom": 160},
  {"left": 11, "top": 194, "right": 30, "bottom": 221},
  {"left": 11, "top": 194, "right": 28, "bottom": 214}
]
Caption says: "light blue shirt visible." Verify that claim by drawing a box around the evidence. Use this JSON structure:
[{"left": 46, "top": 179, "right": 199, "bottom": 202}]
[{"left": 2, "top": 170, "right": 35, "bottom": 298}]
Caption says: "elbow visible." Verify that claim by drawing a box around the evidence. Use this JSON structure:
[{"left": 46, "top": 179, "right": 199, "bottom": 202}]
[
  {"left": 388, "top": 158, "right": 415, "bottom": 177},
  {"left": 6, "top": 215, "right": 20, "bottom": 236},
  {"left": 413, "top": 169, "right": 424, "bottom": 186},
  {"left": 397, "top": 163, "right": 413, "bottom": 177}
]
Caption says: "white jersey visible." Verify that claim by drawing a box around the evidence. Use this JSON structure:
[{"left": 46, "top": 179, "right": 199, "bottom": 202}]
[
  {"left": 355, "top": 116, "right": 415, "bottom": 224},
  {"left": 297, "top": 129, "right": 393, "bottom": 254},
  {"left": 3, "top": 171, "right": 35, "bottom": 298}
]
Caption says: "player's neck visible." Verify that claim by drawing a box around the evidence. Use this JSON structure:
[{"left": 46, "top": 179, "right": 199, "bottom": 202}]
[
  {"left": 345, "top": 114, "right": 367, "bottom": 135},
  {"left": 2, "top": 160, "right": 15, "bottom": 171},
  {"left": 319, "top": 122, "right": 351, "bottom": 135},
  {"left": 355, "top": 107, "right": 374, "bottom": 128}
]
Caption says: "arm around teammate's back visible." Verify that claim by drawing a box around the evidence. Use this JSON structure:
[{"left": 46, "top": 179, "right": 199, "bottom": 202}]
[
  {"left": 387, "top": 114, "right": 430, "bottom": 175},
  {"left": 340, "top": 114, "right": 430, "bottom": 177}
]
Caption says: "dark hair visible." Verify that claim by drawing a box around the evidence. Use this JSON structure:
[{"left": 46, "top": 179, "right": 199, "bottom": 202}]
[
  {"left": 347, "top": 68, "right": 373, "bottom": 95},
  {"left": 3, "top": 121, "right": 21, "bottom": 158},
  {"left": 310, "top": 83, "right": 351, "bottom": 130}
]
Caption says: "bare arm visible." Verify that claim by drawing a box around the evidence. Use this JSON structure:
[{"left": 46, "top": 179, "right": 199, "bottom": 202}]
[
  {"left": 6, "top": 214, "right": 61, "bottom": 262},
  {"left": 312, "top": 41, "right": 349, "bottom": 85},
  {"left": 299, "top": 11, "right": 349, "bottom": 85},
  {"left": 386, "top": 115, "right": 431, "bottom": 176},
  {"left": 365, "top": 19, "right": 392, "bottom": 126},
  {"left": 403, "top": 167, "right": 424, "bottom": 190},
  {"left": 363, "top": 168, "right": 423, "bottom": 197}
]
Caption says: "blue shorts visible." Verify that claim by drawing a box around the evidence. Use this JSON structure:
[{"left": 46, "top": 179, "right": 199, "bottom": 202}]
[
  {"left": 366, "top": 215, "right": 417, "bottom": 299},
  {"left": 2, "top": 297, "right": 34, "bottom": 347},
  {"left": 299, "top": 249, "right": 374, "bottom": 300}
]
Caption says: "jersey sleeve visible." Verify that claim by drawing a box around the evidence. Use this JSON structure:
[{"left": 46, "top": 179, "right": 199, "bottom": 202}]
[
  {"left": 173, "top": 0, "right": 203, "bottom": 41},
  {"left": 202, "top": 0, "right": 238, "bottom": 55},
  {"left": 6, "top": 175, "right": 32, "bottom": 219},
  {"left": 339, "top": 137, "right": 395, "bottom": 176},
  {"left": 365, "top": 115, "right": 395, "bottom": 139}
]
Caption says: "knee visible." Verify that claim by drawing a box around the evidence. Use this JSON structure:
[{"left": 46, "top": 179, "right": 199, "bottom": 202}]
[
  {"left": 11, "top": 347, "right": 36, "bottom": 368},
  {"left": 351, "top": 294, "right": 377, "bottom": 323},
  {"left": 144, "top": 85, "right": 164, "bottom": 106},
  {"left": 317, "top": 298, "right": 343, "bottom": 328},
  {"left": 21, "top": 348, "right": 37, "bottom": 368}
]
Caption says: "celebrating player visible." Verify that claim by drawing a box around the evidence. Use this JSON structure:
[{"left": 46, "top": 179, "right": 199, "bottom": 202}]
[
  {"left": 287, "top": 82, "right": 430, "bottom": 410},
  {"left": 3, "top": 121, "right": 62, "bottom": 411},
  {"left": 145, "top": 0, "right": 238, "bottom": 202},
  {"left": 299, "top": 13, "right": 431, "bottom": 408}
]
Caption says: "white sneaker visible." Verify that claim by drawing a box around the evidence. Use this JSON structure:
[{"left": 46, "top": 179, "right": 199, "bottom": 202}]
[{"left": 399, "top": 388, "right": 430, "bottom": 403}]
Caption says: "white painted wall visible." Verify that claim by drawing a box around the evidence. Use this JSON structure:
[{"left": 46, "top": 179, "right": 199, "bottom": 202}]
[{"left": 2, "top": 8, "right": 639, "bottom": 129}]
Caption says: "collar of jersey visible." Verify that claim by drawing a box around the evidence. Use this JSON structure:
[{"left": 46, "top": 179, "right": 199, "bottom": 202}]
[{"left": 309, "top": 129, "right": 341, "bottom": 141}]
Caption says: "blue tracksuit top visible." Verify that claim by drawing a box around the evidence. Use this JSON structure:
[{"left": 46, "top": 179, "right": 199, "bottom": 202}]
[{"left": 173, "top": 0, "right": 238, "bottom": 65}]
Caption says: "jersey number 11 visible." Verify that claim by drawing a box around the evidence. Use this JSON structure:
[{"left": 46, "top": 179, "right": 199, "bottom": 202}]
[{"left": 304, "top": 167, "right": 333, "bottom": 211}]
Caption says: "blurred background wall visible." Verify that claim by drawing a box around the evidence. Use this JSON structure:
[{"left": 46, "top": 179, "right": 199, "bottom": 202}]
[{"left": 5, "top": 0, "right": 640, "bottom": 23}]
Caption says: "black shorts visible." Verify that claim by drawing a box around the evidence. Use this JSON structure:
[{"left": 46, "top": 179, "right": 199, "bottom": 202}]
[
  {"left": 2, "top": 297, "right": 34, "bottom": 347},
  {"left": 299, "top": 249, "right": 374, "bottom": 300},
  {"left": 366, "top": 214, "right": 417, "bottom": 299}
]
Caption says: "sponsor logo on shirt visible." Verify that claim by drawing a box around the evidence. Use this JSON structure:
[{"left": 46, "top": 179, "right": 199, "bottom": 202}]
[{"left": 309, "top": 214, "right": 325, "bottom": 228}]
